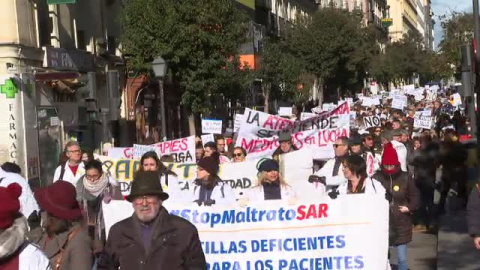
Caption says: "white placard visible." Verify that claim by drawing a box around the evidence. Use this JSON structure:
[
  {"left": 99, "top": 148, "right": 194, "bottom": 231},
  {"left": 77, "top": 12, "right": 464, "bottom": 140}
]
[
  {"left": 300, "top": 112, "right": 316, "bottom": 121},
  {"left": 202, "top": 119, "right": 223, "bottom": 134},
  {"left": 50, "top": 116, "right": 60, "bottom": 126},
  {"left": 201, "top": 134, "right": 215, "bottom": 144},
  {"left": 234, "top": 114, "right": 244, "bottom": 132},
  {"left": 391, "top": 94, "right": 407, "bottom": 110},
  {"left": 363, "top": 115, "right": 381, "bottom": 129},
  {"left": 278, "top": 107, "right": 293, "bottom": 116},
  {"left": 414, "top": 116, "right": 432, "bottom": 129},
  {"left": 452, "top": 93, "right": 462, "bottom": 106}
]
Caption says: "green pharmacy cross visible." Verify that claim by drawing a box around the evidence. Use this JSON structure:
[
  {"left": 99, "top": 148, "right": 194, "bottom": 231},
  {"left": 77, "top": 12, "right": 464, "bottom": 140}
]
[{"left": 1, "top": 79, "right": 18, "bottom": 99}]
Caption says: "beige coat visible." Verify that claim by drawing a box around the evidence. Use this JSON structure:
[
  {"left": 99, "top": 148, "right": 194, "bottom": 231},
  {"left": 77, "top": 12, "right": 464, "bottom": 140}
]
[{"left": 29, "top": 223, "right": 93, "bottom": 270}]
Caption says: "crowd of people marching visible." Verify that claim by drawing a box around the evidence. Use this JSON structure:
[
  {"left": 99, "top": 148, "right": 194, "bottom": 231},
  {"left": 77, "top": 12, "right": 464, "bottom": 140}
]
[{"left": 1, "top": 86, "right": 480, "bottom": 269}]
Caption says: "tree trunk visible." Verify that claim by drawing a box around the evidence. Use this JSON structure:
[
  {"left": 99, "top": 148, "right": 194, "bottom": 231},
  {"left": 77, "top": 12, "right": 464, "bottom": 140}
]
[
  {"left": 188, "top": 114, "right": 196, "bottom": 137},
  {"left": 313, "top": 77, "right": 324, "bottom": 106},
  {"left": 263, "top": 82, "right": 270, "bottom": 113}
]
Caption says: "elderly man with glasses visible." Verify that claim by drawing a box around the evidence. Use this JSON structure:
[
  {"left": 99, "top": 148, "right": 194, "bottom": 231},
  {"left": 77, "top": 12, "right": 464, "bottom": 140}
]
[
  {"left": 99, "top": 170, "right": 206, "bottom": 269},
  {"left": 53, "top": 141, "right": 85, "bottom": 186}
]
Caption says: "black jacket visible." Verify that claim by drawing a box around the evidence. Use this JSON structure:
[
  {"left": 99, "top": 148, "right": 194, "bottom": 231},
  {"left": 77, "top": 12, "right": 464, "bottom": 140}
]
[
  {"left": 374, "top": 170, "right": 419, "bottom": 245},
  {"left": 99, "top": 207, "right": 206, "bottom": 270},
  {"left": 410, "top": 142, "right": 439, "bottom": 190},
  {"left": 468, "top": 185, "right": 480, "bottom": 237}
]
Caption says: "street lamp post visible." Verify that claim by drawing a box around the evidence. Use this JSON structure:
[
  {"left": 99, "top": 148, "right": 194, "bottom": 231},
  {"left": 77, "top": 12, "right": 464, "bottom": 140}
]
[{"left": 152, "top": 56, "right": 168, "bottom": 141}]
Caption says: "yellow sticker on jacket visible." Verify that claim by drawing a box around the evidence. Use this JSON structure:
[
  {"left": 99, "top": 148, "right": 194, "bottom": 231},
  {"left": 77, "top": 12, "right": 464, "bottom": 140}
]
[{"left": 393, "top": 185, "right": 400, "bottom": 192}]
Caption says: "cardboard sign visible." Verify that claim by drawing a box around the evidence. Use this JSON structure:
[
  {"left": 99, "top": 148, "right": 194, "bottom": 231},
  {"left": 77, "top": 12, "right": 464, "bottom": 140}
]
[
  {"left": 103, "top": 196, "right": 390, "bottom": 269},
  {"left": 451, "top": 93, "right": 462, "bottom": 106},
  {"left": 202, "top": 119, "right": 223, "bottom": 134},
  {"left": 278, "top": 107, "right": 293, "bottom": 116},
  {"left": 363, "top": 116, "right": 381, "bottom": 129}
]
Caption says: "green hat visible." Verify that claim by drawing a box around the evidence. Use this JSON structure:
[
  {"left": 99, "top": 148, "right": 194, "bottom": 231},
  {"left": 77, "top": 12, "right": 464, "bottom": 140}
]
[
  {"left": 278, "top": 132, "right": 292, "bottom": 142},
  {"left": 126, "top": 171, "right": 169, "bottom": 202}
]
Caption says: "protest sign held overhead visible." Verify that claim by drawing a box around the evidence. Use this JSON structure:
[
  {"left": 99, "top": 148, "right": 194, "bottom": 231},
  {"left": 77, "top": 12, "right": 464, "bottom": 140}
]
[
  {"left": 391, "top": 94, "right": 407, "bottom": 110},
  {"left": 132, "top": 136, "right": 196, "bottom": 163},
  {"left": 108, "top": 147, "right": 133, "bottom": 159},
  {"left": 202, "top": 119, "right": 223, "bottom": 134},
  {"left": 363, "top": 116, "right": 381, "bottom": 129},
  {"left": 414, "top": 116, "right": 433, "bottom": 129},
  {"left": 278, "top": 107, "right": 293, "bottom": 116},
  {"left": 201, "top": 134, "right": 215, "bottom": 144},
  {"left": 234, "top": 114, "right": 244, "bottom": 132},
  {"left": 103, "top": 195, "right": 389, "bottom": 269},
  {"left": 236, "top": 103, "right": 350, "bottom": 160}
]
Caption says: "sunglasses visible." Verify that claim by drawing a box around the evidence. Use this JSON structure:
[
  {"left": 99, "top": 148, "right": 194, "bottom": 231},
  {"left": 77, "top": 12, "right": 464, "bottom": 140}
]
[{"left": 233, "top": 153, "right": 244, "bottom": 157}]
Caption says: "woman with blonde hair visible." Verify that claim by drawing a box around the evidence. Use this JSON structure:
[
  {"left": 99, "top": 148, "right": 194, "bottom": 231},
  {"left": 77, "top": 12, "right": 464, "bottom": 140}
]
[{"left": 246, "top": 159, "right": 296, "bottom": 202}]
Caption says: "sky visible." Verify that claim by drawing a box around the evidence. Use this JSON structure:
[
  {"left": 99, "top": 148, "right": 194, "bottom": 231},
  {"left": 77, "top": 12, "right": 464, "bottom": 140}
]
[{"left": 431, "top": 0, "right": 473, "bottom": 48}]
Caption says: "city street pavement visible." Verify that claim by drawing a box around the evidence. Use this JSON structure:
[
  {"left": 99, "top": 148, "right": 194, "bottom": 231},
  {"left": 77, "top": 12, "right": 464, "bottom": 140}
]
[
  {"left": 437, "top": 210, "right": 480, "bottom": 270},
  {"left": 390, "top": 231, "right": 437, "bottom": 270}
]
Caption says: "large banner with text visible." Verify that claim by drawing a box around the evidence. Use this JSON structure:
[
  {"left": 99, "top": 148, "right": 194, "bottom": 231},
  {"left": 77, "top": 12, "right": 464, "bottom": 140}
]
[
  {"left": 236, "top": 103, "right": 350, "bottom": 160},
  {"left": 96, "top": 149, "right": 314, "bottom": 199},
  {"left": 103, "top": 195, "right": 389, "bottom": 269}
]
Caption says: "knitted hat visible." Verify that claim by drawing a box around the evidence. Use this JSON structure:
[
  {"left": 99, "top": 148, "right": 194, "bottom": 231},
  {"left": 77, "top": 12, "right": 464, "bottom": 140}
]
[
  {"left": 126, "top": 171, "right": 169, "bottom": 202},
  {"left": 0, "top": 183, "right": 22, "bottom": 229},
  {"left": 381, "top": 143, "right": 400, "bottom": 166},
  {"left": 197, "top": 156, "right": 220, "bottom": 176},
  {"left": 34, "top": 180, "right": 82, "bottom": 221},
  {"left": 257, "top": 159, "right": 279, "bottom": 172}
]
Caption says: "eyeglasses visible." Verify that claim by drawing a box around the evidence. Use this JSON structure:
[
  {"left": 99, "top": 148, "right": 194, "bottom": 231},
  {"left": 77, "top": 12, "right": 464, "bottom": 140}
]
[
  {"left": 68, "top": 149, "right": 81, "bottom": 153},
  {"left": 133, "top": 196, "right": 158, "bottom": 205},
  {"left": 233, "top": 153, "right": 244, "bottom": 157},
  {"left": 333, "top": 144, "right": 345, "bottom": 148},
  {"left": 86, "top": 174, "right": 101, "bottom": 181}
]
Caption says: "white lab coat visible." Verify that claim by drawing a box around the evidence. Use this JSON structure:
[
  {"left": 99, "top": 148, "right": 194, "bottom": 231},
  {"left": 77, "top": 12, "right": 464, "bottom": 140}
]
[
  {"left": 53, "top": 161, "right": 85, "bottom": 186},
  {"left": 246, "top": 184, "right": 296, "bottom": 202},
  {"left": 314, "top": 158, "right": 347, "bottom": 188},
  {"left": 19, "top": 243, "right": 52, "bottom": 270},
  {"left": 191, "top": 181, "right": 236, "bottom": 205},
  {"left": 337, "top": 177, "right": 386, "bottom": 195},
  {"left": 0, "top": 168, "right": 39, "bottom": 219},
  {"left": 390, "top": 140, "right": 407, "bottom": 172}
]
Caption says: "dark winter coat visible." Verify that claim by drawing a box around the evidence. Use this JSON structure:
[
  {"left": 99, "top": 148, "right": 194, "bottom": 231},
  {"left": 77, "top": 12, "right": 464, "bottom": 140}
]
[
  {"left": 410, "top": 142, "right": 439, "bottom": 190},
  {"left": 374, "top": 170, "right": 419, "bottom": 245},
  {"left": 98, "top": 207, "right": 206, "bottom": 270},
  {"left": 467, "top": 185, "right": 480, "bottom": 236},
  {"left": 439, "top": 141, "right": 467, "bottom": 184}
]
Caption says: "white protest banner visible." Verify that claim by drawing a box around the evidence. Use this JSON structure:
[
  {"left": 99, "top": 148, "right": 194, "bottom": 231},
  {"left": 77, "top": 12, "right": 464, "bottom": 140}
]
[
  {"left": 322, "top": 103, "right": 336, "bottom": 111},
  {"left": 103, "top": 195, "right": 389, "bottom": 269},
  {"left": 202, "top": 119, "right": 223, "bottom": 134},
  {"left": 346, "top": 98, "right": 353, "bottom": 106},
  {"left": 132, "top": 136, "right": 196, "bottom": 163},
  {"left": 414, "top": 116, "right": 433, "bottom": 129},
  {"left": 363, "top": 116, "right": 381, "bottom": 129},
  {"left": 236, "top": 103, "right": 350, "bottom": 160},
  {"left": 391, "top": 94, "right": 407, "bottom": 110},
  {"left": 278, "top": 107, "right": 293, "bottom": 116},
  {"left": 300, "top": 112, "right": 316, "bottom": 121},
  {"left": 234, "top": 114, "right": 244, "bottom": 132},
  {"left": 108, "top": 147, "right": 133, "bottom": 159},
  {"left": 201, "top": 134, "right": 215, "bottom": 144},
  {"left": 96, "top": 155, "right": 264, "bottom": 198}
]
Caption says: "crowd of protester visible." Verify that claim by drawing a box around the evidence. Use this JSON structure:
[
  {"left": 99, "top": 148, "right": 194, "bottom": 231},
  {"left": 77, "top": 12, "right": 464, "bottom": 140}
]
[{"left": 1, "top": 86, "right": 479, "bottom": 269}]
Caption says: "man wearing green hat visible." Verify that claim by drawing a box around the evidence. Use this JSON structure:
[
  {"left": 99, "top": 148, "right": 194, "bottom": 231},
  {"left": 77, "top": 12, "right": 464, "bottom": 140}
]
[
  {"left": 272, "top": 131, "right": 298, "bottom": 161},
  {"left": 99, "top": 171, "right": 206, "bottom": 269}
]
